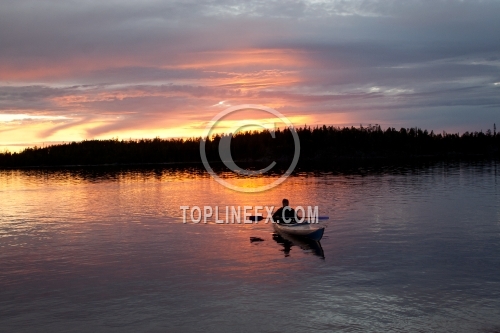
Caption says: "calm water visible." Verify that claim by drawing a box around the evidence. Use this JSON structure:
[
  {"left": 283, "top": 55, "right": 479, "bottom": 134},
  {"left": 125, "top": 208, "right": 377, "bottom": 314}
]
[{"left": 1, "top": 162, "right": 500, "bottom": 332}]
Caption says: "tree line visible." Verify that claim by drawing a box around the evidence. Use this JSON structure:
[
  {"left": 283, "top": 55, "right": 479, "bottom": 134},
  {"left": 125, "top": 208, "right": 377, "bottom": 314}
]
[{"left": 1, "top": 124, "right": 499, "bottom": 167}]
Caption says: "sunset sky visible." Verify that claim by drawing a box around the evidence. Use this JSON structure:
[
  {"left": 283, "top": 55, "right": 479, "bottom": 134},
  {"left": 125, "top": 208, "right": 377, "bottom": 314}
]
[{"left": 1, "top": 0, "right": 499, "bottom": 152}]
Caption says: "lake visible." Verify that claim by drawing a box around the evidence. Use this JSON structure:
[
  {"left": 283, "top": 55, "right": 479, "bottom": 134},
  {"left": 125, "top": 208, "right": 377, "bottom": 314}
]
[{"left": 1, "top": 161, "right": 500, "bottom": 332}]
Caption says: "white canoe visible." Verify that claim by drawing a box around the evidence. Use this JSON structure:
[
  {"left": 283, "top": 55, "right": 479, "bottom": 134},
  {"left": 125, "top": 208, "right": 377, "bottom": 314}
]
[{"left": 273, "top": 222, "right": 325, "bottom": 241}]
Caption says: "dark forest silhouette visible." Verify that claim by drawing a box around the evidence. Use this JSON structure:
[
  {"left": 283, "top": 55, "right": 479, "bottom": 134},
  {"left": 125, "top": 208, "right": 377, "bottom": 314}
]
[{"left": 1, "top": 125, "right": 499, "bottom": 167}]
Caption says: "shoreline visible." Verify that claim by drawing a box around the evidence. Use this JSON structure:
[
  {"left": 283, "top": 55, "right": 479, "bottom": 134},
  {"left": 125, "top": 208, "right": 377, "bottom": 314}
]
[{"left": 1, "top": 155, "right": 498, "bottom": 171}]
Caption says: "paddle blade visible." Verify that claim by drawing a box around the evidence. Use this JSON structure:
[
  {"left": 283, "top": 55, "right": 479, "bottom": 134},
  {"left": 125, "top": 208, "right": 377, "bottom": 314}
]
[{"left": 248, "top": 216, "right": 264, "bottom": 221}]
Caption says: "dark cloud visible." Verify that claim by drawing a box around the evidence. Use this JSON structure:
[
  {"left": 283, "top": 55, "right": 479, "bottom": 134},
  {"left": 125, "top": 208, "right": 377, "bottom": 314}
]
[{"left": 0, "top": 0, "right": 499, "bottom": 141}]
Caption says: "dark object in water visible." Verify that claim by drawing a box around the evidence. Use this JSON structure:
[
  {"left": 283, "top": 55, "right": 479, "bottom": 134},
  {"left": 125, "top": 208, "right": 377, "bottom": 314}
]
[
  {"left": 248, "top": 216, "right": 264, "bottom": 221},
  {"left": 250, "top": 237, "right": 265, "bottom": 242}
]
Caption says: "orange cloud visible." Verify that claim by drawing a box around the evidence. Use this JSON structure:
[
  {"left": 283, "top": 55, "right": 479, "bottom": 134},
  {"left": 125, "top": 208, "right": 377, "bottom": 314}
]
[
  {"left": 0, "top": 46, "right": 358, "bottom": 151},
  {"left": 168, "top": 48, "right": 307, "bottom": 69}
]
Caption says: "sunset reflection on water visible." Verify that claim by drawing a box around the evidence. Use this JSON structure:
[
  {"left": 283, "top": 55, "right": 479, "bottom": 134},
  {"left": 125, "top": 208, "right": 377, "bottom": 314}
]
[{"left": 1, "top": 163, "right": 500, "bottom": 332}]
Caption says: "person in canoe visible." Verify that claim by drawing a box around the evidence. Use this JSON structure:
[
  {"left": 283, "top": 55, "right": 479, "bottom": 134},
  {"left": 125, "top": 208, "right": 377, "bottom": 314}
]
[{"left": 272, "top": 198, "right": 298, "bottom": 224}]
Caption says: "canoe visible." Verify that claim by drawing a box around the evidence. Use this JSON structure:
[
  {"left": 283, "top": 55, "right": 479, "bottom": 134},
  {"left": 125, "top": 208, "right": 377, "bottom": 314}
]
[{"left": 272, "top": 222, "right": 325, "bottom": 241}]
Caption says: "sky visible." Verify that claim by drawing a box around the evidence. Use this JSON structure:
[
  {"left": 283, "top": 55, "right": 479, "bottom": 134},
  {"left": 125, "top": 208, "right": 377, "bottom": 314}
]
[{"left": 1, "top": 0, "right": 500, "bottom": 152}]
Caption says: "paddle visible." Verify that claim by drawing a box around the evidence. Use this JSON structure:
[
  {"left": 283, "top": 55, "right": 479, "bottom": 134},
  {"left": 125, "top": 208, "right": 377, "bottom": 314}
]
[
  {"left": 248, "top": 215, "right": 329, "bottom": 222},
  {"left": 248, "top": 216, "right": 264, "bottom": 221}
]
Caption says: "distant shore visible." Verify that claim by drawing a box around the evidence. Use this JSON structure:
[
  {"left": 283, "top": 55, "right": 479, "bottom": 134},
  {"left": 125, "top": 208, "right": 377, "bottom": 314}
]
[{"left": 1, "top": 125, "right": 498, "bottom": 168}]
